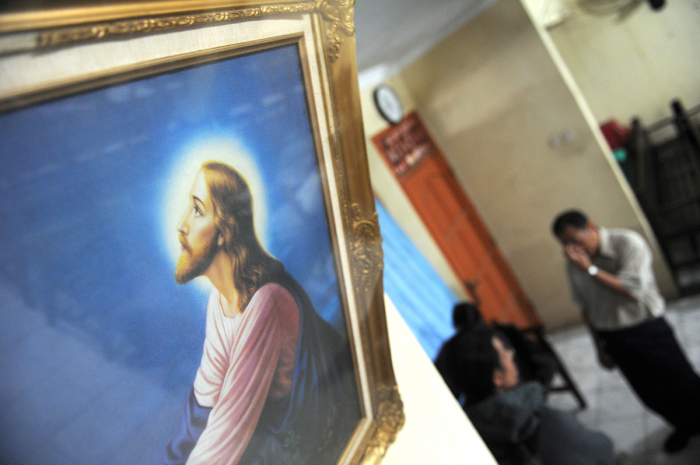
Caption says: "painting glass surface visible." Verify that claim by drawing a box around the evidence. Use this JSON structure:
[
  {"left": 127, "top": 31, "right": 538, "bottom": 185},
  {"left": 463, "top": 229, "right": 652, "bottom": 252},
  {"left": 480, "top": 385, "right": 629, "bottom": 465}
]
[{"left": 0, "top": 43, "right": 360, "bottom": 464}]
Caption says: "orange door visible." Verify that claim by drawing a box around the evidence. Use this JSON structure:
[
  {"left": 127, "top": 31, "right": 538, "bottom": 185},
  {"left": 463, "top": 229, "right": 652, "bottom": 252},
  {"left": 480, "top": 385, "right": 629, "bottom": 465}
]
[{"left": 373, "top": 112, "right": 540, "bottom": 328}]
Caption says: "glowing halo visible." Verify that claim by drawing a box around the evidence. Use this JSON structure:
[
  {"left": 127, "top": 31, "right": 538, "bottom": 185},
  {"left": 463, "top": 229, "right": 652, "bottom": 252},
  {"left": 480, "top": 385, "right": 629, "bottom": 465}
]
[{"left": 160, "top": 135, "right": 268, "bottom": 294}]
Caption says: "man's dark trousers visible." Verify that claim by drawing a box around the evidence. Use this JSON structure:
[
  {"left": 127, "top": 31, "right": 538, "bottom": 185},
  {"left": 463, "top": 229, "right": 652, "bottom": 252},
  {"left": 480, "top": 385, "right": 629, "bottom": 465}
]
[{"left": 598, "top": 317, "right": 700, "bottom": 434}]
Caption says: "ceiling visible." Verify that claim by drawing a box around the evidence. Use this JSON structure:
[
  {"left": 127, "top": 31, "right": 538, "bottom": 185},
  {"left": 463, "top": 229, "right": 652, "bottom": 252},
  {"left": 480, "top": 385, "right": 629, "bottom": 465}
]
[
  {"left": 0, "top": 0, "right": 497, "bottom": 89},
  {"left": 353, "top": 0, "right": 497, "bottom": 88}
]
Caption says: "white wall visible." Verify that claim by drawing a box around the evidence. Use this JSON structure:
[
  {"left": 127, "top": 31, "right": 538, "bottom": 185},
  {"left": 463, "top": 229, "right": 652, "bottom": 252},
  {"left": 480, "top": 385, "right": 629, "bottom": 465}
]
[
  {"left": 526, "top": 0, "right": 700, "bottom": 132},
  {"left": 381, "top": 296, "right": 497, "bottom": 465}
]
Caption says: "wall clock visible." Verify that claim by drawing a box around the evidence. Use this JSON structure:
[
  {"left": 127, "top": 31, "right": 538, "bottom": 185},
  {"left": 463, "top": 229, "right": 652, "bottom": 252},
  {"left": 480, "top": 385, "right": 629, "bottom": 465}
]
[{"left": 374, "top": 84, "right": 404, "bottom": 124}]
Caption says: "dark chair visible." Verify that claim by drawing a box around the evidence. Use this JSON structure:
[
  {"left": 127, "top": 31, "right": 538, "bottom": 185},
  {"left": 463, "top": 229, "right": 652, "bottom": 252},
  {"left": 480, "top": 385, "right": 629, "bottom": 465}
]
[{"left": 518, "top": 325, "right": 587, "bottom": 410}]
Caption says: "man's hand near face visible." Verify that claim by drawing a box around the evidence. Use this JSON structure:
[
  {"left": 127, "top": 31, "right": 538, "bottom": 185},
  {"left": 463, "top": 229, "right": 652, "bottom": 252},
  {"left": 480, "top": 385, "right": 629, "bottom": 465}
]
[
  {"left": 564, "top": 243, "right": 636, "bottom": 302},
  {"left": 564, "top": 243, "right": 592, "bottom": 270}
]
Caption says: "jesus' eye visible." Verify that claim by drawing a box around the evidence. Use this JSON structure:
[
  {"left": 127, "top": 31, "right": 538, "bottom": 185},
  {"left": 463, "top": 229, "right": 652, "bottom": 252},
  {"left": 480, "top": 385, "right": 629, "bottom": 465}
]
[{"left": 194, "top": 205, "right": 202, "bottom": 216}]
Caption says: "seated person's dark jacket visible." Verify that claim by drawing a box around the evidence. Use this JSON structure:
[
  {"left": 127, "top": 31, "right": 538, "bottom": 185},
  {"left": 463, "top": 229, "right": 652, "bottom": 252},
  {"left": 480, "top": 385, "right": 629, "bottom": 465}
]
[
  {"left": 465, "top": 381, "right": 543, "bottom": 465},
  {"left": 467, "top": 382, "right": 614, "bottom": 465},
  {"left": 436, "top": 320, "right": 613, "bottom": 465}
]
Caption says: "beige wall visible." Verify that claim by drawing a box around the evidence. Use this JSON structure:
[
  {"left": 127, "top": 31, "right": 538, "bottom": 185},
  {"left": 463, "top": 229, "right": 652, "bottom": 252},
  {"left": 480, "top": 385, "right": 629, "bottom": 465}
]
[
  {"left": 362, "top": 0, "right": 675, "bottom": 330},
  {"left": 539, "top": 0, "right": 700, "bottom": 131},
  {"left": 360, "top": 76, "right": 468, "bottom": 301}
]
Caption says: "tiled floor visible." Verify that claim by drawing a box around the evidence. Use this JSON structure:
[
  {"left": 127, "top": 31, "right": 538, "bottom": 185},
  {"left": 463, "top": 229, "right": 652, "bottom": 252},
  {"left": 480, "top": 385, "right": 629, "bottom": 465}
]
[{"left": 545, "top": 294, "right": 700, "bottom": 464}]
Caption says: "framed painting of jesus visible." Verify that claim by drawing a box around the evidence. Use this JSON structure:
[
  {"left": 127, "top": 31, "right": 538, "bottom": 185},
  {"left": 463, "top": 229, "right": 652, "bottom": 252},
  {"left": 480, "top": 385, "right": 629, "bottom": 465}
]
[{"left": 0, "top": 2, "right": 403, "bottom": 464}]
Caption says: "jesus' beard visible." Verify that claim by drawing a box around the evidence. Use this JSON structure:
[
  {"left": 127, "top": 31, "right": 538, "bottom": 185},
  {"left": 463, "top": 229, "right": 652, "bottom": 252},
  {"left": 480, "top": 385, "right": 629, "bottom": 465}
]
[{"left": 175, "top": 234, "right": 220, "bottom": 285}]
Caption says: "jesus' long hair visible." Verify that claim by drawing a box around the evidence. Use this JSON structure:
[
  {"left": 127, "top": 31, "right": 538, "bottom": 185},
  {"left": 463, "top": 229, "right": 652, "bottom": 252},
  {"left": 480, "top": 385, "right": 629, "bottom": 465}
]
[{"left": 201, "top": 161, "right": 284, "bottom": 313}]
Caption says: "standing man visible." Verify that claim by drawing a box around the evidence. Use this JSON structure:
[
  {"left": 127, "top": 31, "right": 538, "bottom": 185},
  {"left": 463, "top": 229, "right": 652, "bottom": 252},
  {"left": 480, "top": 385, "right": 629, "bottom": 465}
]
[
  {"left": 552, "top": 209, "right": 700, "bottom": 453},
  {"left": 163, "top": 161, "right": 357, "bottom": 465}
]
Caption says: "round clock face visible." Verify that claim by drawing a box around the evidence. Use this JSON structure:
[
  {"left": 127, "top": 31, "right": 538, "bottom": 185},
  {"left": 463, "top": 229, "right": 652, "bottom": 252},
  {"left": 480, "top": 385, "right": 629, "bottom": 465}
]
[{"left": 374, "top": 84, "right": 404, "bottom": 124}]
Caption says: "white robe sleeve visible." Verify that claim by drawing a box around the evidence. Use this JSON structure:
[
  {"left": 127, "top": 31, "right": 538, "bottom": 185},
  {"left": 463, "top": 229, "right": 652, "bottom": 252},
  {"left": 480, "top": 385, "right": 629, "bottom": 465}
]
[
  {"left": 187, "top": 284, "right": 298, "bottom": 465},
  {"left": 192, "top": 292, "right": 231, "bottom": 407}
]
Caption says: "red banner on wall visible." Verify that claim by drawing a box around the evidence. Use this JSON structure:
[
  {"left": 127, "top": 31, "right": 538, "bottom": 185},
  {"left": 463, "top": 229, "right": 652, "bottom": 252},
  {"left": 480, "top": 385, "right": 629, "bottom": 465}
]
[{"left": 372, "top": 112, "right": 436, "bottom": 177}]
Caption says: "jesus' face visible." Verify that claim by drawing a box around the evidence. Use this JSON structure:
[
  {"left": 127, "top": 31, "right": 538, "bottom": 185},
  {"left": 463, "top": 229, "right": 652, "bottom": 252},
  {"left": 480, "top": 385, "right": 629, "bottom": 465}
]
[{"left": 175, "top": 170, "right": 220, "bottom": 284}]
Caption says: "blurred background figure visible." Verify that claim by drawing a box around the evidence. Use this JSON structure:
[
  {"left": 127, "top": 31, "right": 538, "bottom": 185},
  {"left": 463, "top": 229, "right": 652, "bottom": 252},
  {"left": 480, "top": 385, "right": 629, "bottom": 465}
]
[
  {"left": 552, "top": 209, "right": 700, "bottom": 453},
  {"left": 435, "top": 302, "right": 559, "bottom": 403},
  {"left": 441, "top": 323, "right": 616, "bottom": 465}
]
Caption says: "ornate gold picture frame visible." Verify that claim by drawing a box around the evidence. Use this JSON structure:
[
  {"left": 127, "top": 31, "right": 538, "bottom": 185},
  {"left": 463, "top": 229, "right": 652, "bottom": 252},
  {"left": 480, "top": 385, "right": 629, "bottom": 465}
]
[{"left": 0, "top": 1, "right": 403, "bottom": 464}]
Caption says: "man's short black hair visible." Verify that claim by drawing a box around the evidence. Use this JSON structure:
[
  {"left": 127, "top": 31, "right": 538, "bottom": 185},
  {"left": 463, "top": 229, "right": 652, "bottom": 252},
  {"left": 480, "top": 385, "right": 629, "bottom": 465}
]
[
  {"left": 552, "top": 209, "right": 588, "bottom": 237},
  {"left": 452, "top": 301, "right": 483, "bottom": 331},
  {"left": 448, "top": 324, "right": 502, "bottom": 406}
]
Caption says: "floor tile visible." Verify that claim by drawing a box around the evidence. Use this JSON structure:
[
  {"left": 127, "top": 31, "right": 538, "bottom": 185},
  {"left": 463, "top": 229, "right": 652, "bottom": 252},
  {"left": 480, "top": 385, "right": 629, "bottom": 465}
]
[
  {"left": 597, "top": 368, "right": 630, "bottom": 392},
  {"left": 596, "top": 416, "right": 646, "bottom": 455},
  {"left": 597, "top": 389, "right": 646, "bottom": 422},
  {"left": 643, "top": 412, "right": 670, "bottom": 444},
  {"left": 634, "top": 429, "right": 700, "bottom": 465},
  {"left": 664, "top": 311, "right": 683, "bottom": 328},
  {"left": 575, "top": 404, "right": 599, "bottom": 427},
  {"left": 686, "top": 346, "right": 700, "bottom": 370},
  {"left": 546, "top": 391, "right": 582, "bottom": 411}
]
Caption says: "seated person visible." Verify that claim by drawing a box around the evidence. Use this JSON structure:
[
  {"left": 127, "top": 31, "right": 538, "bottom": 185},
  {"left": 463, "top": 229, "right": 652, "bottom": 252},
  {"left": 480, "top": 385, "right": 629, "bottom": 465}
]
[
  {"left": 436, "top": 302, "right": 557, "bottom": 398},
  {"left": 491, "top": 323, "right": 558, "bottom": 387},
  {"left": 435, "top": 301, "right": 484, "bottom": 400},
  {"left": 447, "top": 324, "right": 615, "bottom": 465}
]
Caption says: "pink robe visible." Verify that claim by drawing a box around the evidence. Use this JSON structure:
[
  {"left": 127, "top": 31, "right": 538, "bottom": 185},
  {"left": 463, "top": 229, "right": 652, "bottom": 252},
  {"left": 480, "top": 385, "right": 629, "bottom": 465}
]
[{"left": 186, "top": 283, "right": 300, "bottom": 465}]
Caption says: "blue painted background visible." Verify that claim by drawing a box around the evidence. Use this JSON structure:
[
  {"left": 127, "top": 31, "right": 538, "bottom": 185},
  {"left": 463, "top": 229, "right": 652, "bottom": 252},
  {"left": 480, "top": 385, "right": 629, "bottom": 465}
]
[{"left": 0, "top": 45, "right": 351, "bottom": 464}]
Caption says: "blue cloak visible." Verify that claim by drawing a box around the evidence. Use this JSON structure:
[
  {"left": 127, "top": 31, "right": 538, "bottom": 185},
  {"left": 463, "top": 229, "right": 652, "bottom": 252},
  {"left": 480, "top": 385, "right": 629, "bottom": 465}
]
[{"left": 163, "top": 271, "right": 359, "bottom": 464}]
